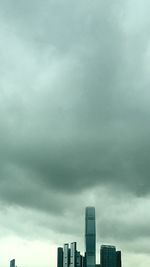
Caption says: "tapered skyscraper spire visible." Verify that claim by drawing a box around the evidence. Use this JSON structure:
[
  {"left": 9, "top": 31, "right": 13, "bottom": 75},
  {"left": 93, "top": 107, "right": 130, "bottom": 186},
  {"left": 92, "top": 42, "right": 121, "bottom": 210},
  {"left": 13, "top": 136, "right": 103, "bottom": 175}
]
[{"left": 85, "top": 207, "right": 96, "bottom": 267}]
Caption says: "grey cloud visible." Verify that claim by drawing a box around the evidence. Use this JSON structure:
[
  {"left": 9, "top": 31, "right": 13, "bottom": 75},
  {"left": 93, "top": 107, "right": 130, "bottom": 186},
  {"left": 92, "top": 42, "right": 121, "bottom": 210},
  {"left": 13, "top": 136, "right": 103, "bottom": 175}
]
[
  {"left": 0, "top": 0, "right": 150, "bottom": 205},
  {"left": 0, "top": 1, "right": 150, "bottom": 264}
]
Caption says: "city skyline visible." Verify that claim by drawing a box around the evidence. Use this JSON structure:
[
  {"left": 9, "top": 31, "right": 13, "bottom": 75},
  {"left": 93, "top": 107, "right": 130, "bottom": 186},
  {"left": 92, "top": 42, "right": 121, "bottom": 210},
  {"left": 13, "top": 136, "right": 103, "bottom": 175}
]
[
  {"left": 0, "top": 1, "right": 150, "bottom": 267},
  {"left": 57, "top": 207, "right": 122, "bottom": 267}
]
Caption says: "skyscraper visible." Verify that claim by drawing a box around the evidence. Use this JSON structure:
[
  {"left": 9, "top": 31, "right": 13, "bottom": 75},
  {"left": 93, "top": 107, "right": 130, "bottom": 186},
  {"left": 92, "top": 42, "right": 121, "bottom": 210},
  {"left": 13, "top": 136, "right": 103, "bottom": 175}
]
[
  {"left": 57, "top": 247, "right": 63, "bottom": 267},
  {"left": 116, "top": 251, "right": 122, "bottom": 267},
  {"left": 76, "top": 251, "right": 81, "bottom": 267},
  {"left": 83, "top": 254, "right": 86, "bottom": 267},
  {"left": 85, "top": 207, "right": 96, "bottom": 267},
  {"left": 70, "top": 242, "right": 77, "bottom": 267},
  {"left": 100, "top": 245, "right": 116, "bottom": 267},
  {"left": 63, "top": 244, "right": 69, "bottom": 267},
  {"left": 10, "top": 259, "right": 15, "bottom": 267}
]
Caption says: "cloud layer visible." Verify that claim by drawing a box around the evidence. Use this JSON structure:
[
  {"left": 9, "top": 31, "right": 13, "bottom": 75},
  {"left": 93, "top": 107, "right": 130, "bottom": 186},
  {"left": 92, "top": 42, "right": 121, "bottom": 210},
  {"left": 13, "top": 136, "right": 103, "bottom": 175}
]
[{"left": 0, "top": 1, "right": 150, "bottom": 267}]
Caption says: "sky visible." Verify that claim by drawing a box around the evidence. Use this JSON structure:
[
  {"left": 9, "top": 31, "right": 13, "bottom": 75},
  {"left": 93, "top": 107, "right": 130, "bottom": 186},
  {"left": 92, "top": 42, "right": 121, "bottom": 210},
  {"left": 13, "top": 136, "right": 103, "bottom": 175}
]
[{"left": 0, "top": 0, "right": 150, "bottom": 266}]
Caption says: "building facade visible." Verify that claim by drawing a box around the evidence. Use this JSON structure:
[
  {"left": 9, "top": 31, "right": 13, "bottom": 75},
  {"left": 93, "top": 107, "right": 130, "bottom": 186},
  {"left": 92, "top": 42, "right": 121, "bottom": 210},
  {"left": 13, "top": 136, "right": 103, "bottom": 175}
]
[
  {"left": 10, "top": 259, "right": 15, "bottom": 267},
  {"left": 63, "top": 244, "right": 70, "bottom": 267},
  {"left": 85, "top": 207, "right": 96, "bottom": 267},
  {"left": 57, "top": 247, "right": 63, "bottom": 267},
  {"left": 116, "top": 251, "right": 122, "bottom": 267},
  {"left": 70, "top": 242, "right": 77, "bottom": 267},
  {"left": 100, "top": 245, "right": 116, "bottom": 267}
]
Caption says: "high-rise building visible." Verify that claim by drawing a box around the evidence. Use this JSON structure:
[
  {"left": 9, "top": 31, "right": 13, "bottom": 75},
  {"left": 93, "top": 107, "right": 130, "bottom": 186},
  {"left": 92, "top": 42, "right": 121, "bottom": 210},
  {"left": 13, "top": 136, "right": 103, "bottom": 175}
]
[
  {"left": 57, "top": 247, "right": 63, "bottom": 267},
  {"left": 70, "top": 242, "right": 77, "bottom": 267},
  {"left": 100, "top": 245, "right": 116, "bottom": 267},
  {"left": 76, "top": 251, "right": 80, "bottom": 267},
  {"left": 76, "top": 251, "right": 83, "bottom": 267},
  {"left": 85, "top": 207, "right": 96, "bottom": 267},
  {"left": 10, "top": 259, "right": 15, "bottom": 267},
  {"left": 63, "top": 244, "right": 69, "bottom": 267},
  {"left": 83, "top": 254, "right": 86, "bottom": 267},
  {"left": 80, "top": 255, "right": 83, "bottom": 267},
  {"left": 116, "top": 251, "right": 121, "bottom": 267}
]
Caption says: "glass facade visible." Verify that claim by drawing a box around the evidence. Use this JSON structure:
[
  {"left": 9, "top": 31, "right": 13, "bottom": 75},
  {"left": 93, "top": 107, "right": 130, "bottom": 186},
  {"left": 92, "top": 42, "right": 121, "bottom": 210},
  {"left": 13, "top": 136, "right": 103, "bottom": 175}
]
[
  {"left": 116, "top": 251, "right": 121, "bottom": 267},
  {"left": 57, "top": 247, "right": 63, "bottom": 267},
  {"left": 10, "top": 259, "right": 15, "bottom": 267},
  {"left": 100, "top": 245, "right": 116, "bottom": 267},
  {"left": 63, "top": 244, "right": 69, "bottom": 267},
  {"left": 70, "top": 242, "right": 77, "bottom": 267},
  {"left": 76, "top": 251, "right": 81, "bottom": 267},
  {"left": 83, "top": 254, "right": 86, "bottom": 267},
  {"left": 85, "top": 207, "right": 96, "bottom": 267}
]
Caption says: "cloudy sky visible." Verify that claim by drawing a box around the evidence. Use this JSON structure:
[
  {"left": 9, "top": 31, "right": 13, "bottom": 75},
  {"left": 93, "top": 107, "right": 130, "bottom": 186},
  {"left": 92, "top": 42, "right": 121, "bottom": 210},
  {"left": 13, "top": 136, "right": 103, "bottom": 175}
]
[{"left": 0, "top": 0, "right": 150, "bottom": 266}]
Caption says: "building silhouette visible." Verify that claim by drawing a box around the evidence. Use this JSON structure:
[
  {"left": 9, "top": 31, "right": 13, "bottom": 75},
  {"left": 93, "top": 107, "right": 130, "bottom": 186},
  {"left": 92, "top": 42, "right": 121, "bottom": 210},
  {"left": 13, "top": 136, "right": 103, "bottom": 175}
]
[
  {"left": 10, "top": 259, "right": 15, "bottom": 267},
  {"left": 76, "top": 251, "right": 81, "bottom": 267},
  {"left": 85, "top": 207, "right": 96, "bottom": 267},
  {"left": 57, "top": 207, "right": 122, "bottom": 267},
  {"left": 70, "top": 242, "right": 77, "bottom": 267},
  {"left": 116, "top": 251, "right": 122, "bottom": 267},
  {"left": 57, "top": 247, "right": 63, "bottom": 267},
  {"left": 63, "top": 244, "right": 70, "bottom": 267},
  {"left": 100, "top": 245, "right": 116, "bottom": 267}
]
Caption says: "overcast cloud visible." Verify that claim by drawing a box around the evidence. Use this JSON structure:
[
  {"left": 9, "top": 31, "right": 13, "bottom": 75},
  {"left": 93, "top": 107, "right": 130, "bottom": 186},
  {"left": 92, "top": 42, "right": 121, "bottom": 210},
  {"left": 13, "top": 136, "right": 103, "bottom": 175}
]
[{"left": 0, "top": 1, "right": 150, "bottom": 267}]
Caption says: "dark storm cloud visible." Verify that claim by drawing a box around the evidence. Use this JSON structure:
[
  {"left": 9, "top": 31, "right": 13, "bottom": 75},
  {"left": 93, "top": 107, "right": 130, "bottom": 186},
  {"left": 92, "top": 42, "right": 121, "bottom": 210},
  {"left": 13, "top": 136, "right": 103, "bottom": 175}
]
[{"left": 0, "top": 1, "right": 150, "bottom": 255}]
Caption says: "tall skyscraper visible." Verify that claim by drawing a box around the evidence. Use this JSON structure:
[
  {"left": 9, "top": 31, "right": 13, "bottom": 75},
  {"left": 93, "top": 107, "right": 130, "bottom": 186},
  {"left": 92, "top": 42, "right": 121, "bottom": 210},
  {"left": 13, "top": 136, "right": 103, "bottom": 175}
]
[
  {"left": 63, "top": 244, "right": 70, "bottom": 267},
  {"left": 116, "top": 251, "right": 122, "bottom": 267},
  {"left": 80, "top": 255, "right": 83, "bottom": 267},
  {"left": 70, "top": 242, "right": 77, "bottom": 267},
  {"left": 100, "top": 245, "right": 116, "bottom": 267},
  {"left": 10, "top": 259, "right": 15, "bottom": 267},
  {"left": 83, "top": 254, "right": 86, "bottom": 267},
  {"left": 85, "top": 207, "right": 96, "bottom": 267},
  {"left": 76, "top": 251, "right": 81, "bottom": 267},
  {"left": 57, "top": 247, "right": 63, "bottom": 267}
]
